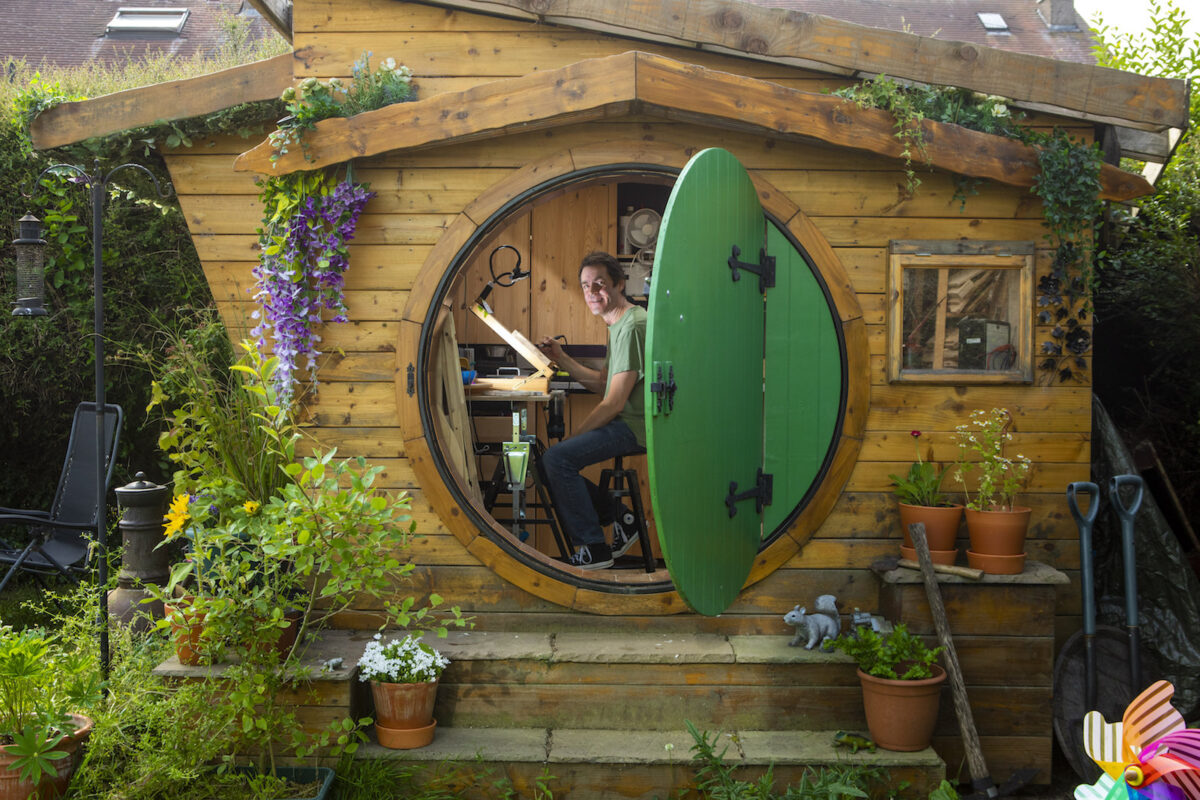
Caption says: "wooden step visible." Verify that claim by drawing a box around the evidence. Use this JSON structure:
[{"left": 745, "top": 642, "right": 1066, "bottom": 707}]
[
  {"left": 359, "top": 725, "right": 946, "bottom": 799},
  {"left": 415, "top": 630, "right": 869, "bottom": 732}
]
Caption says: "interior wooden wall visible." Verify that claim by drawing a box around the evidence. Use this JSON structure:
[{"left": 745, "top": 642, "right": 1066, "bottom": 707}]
[{"left": 162, "top": 0, "right": 1091, "bottom": 644}]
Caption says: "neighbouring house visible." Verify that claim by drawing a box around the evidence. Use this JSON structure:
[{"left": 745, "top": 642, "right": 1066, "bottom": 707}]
[
  {"left": 26, "top": 0, "right": 1190, "bottom": 794},
  {"left": 1, "top": 0, "right": 276, "bottom": 69}
]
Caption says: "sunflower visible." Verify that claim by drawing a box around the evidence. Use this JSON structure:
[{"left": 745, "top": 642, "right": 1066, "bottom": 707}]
[{"left": 163, "top": 493, "right": 191, "bottom": 537}]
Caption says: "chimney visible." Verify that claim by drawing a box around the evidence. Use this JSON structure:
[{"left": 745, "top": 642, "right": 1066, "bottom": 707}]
[{"left": 1037, "top": 0, "right": 1080, "bottom": 29}]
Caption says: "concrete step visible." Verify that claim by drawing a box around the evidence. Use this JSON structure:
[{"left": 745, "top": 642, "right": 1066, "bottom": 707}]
[
  {"left": 415, "top": 630, "right": 868, "bottom": 732},
  {"left": 359, "top": 725, "right": 946, "bottom": 799}
]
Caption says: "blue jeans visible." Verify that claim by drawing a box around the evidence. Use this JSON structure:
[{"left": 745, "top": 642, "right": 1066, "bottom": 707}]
[{"left": 542, "top": 419, "right": 639, "bottom": 548}]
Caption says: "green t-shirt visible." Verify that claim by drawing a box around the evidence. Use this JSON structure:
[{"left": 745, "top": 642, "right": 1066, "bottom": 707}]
[{"left": 604, "top": 305, "right": 647, "bottom": 447}]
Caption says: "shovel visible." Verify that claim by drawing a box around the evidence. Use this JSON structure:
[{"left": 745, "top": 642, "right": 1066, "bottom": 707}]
[{"left": 908, "top": 522, "right": 1039, "bottom": 800}]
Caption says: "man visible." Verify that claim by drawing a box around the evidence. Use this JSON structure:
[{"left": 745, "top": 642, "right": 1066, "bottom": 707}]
[{"left": 538, "top": 251, "right": 646, "bottom": 570}]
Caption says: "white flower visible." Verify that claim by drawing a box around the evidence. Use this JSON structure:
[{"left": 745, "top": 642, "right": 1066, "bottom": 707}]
[
  {"left": 381, "top": 57, "right": 397, "bottom": 72},
  {"left": 990, "top": 104, "right": 1010, "bottom": 118},
  {"left": 357, "top": 633, "right": 449, "bottom": 684}
]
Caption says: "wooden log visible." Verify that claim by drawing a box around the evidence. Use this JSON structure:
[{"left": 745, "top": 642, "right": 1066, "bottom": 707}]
[
  {"left": 32, "top": 54, "right": 294, "bottom": 150},
  {"left": 416, "top": 0, "right": 1188, "bottom": 130}
]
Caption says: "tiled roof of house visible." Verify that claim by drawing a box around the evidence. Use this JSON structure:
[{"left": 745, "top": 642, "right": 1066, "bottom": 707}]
[
  {"left": 743, "top": 0, "right": 1097, "bottom": 64},
  {"left": 1, "top": 0, "right": 273, "bottom": 69}
]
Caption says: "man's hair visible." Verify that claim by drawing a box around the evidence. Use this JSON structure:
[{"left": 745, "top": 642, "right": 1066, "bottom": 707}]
[{"left": 578, "top": 251, "right": 625, "bottom": 287}]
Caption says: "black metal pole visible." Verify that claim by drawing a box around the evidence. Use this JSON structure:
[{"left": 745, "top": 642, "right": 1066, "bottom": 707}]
[
  {"left": 27, "top": 159, "right": 170, "bottom": 693},
  {"left": 91, "top": 161, "right": 110, "bottom": 688}
]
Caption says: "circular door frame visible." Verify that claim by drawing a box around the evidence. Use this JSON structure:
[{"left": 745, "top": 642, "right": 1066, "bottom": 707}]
[{"left": 397, "top": 139, "right": 868, "bottom": 615}]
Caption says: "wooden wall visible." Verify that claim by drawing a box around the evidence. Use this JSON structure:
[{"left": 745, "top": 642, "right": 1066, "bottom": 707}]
[{"left": 162, "top": 0, "right": 1090, "bottom": 642}]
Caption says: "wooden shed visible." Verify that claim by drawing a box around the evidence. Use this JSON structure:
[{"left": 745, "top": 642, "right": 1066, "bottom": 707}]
[{"left": 32, "top": 0, "right": 1191, "bottom": 794}]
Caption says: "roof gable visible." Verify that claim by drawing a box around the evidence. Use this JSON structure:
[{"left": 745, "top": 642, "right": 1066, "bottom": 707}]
[{"left": 232, "top": 50, "right": 1151, "bottom": 201}]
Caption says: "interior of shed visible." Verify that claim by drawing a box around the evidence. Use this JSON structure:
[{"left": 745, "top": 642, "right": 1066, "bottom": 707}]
[{"left": 429, "top": 174, "right": 676, "bottom": 569}]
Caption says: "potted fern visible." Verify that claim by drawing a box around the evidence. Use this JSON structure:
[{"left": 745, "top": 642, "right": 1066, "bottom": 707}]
[{"left": 832, "top": 624, "right": 945, "bottom": 752}]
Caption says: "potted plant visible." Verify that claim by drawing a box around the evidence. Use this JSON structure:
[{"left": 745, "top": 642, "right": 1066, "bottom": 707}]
[
  {"left": 357, "top": 633, "right": 451, "bottom": 749},
  {"left": 0, "top": 625, "right": 102, "bottom": 800},
  {"left": 953, "top": 408, "right": 1034, "bottom": 573},
  {"left": 832, "top": 624, "right": 945, "bottom": 752},
  {"left": 889, "top": 430, "right": 962, "bottom": 563}
]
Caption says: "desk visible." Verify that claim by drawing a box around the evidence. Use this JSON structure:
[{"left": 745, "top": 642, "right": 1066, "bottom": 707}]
[{"left": 465, "top": 389, "right": 571, "bottom": 558}]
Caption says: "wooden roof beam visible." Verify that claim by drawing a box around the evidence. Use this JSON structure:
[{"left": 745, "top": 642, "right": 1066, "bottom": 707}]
[
  {"left": 233, "top": 51, "right": 1152, "bottom": 202},
  {"left": 245, "top": 0, "right": 293, "bottom": 42},
  {"left": 407, "top": 0, "right": 1188, "bottom": 133},
  {"left": 30, "top": 54, "right": 294, "bottom": 151}
]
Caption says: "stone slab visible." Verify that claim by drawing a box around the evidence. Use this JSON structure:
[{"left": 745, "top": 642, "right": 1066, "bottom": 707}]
[
  {"left": 553, "top": 633, "right": 735, "bottom": 663},
  {"left": 738, "top": 730, "right": 944, "bottom": 767},
  {"left": 729, "top": 635, "right": 855, "bottom": 665},
  {"left": 415, "top": 630, "right": 553, "bottom": 661},
  {"left": 549, "top": 728, "right": 707, "bottom": 765},
  {"left": 361, "top": 725, "right": 549, "bottom": 762}
]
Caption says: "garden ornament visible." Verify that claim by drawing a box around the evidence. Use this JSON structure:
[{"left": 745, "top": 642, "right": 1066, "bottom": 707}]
[
  {"left": 1074, "top": 680, "right": 1200, "bottom": 800},
  {"left": 784, "top": 594, "right": 839, "bottom": 650},
  {"left": 833, "top": 731, "right": 876, "bottom": 754}
]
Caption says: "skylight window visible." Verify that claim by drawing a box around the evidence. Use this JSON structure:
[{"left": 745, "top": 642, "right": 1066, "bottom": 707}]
[
  {"left": 106, "top": 8, "right": 190, "bottom": 34},
  {"left": 977, "top": 12, "right": 1010, "bottom": 32}
]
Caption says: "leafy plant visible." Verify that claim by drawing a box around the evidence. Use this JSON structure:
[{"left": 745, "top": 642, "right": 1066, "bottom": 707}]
[
  {"left": 953, "top": 407, "right": 1033, "bottom": 511},
  {"left": 269, "top": 53, "right": 414, "bottom": 163},
  {"left": 0, "top": 624, "right": 102, "bottom": 785},
  {"left": 831, "top": 624, "right": 942, "bottom": 681},
  {"left": 684, "top": 720, "right": 888, "bottom": 799},
  {"left": 888, "top": 430, "right": 950, "bottom": 507}
]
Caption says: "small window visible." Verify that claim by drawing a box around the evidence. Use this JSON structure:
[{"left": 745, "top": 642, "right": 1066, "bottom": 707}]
[
  {"left": 977, "top": 12, "right": 1010, "bottom": 31},
  {"left": 106, "top": 8, "right": 189, "bottom": 34},
  {"left": 888, "top": 241, "right": 1034, "bottom": 383}
]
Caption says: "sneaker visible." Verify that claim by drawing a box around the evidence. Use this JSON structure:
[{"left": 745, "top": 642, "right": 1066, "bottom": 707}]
[
  {"left": 610, "top": 520, "right": 639, "bottom": 558},
  {"left": 566, "top": 543, "right": 613, "bottom": 570}
]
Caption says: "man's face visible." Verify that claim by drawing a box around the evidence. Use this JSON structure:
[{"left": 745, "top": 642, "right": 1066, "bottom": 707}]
[{"left": 580, "top": 265, "right": 620, "bottom": 316}]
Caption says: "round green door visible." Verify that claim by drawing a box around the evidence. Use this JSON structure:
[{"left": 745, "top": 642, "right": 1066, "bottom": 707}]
[
  {"left": 647, "top": 148, "right": 843, "bottom": 616},
  {"left": 646, "top": 148, "right": 767, "bottom": 616}
]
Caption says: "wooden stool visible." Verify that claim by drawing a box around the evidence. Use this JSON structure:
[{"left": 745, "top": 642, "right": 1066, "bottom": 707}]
[{"left": 598, "top": 448, "right": 655, "bottom": 573}]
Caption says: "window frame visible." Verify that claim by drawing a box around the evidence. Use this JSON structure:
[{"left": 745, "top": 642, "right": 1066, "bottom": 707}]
[{"left": 887, "top": 240, "right": 1035, "bottom": 384}]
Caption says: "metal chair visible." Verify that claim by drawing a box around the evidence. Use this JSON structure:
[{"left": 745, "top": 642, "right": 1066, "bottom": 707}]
[
  {"left": 597, "top": 447, "right": 656, "bottom": 573},
  {"left": 0, "top": 402, "right": 123, "bottom": 593}
]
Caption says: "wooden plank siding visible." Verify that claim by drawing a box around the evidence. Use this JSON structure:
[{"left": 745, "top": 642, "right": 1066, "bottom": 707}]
[{"left": 157, "top": 0, "right": 1090, "bottom": 645}]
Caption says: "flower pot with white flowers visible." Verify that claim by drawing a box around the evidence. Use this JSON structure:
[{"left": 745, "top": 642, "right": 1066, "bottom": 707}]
[
  {"left": 889, "top": 430, "right": 962, "bottom": 564},
  {"left": 357, "top": 633, "right": 450, "bottom": 749},
  {"left": 953, "top": 407, "right": 1034, "bottom": 574}
]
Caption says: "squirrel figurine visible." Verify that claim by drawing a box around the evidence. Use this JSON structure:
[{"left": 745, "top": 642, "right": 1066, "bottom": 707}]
[{"left": 784, "top": 594, "right": 840, "bottom": 650}]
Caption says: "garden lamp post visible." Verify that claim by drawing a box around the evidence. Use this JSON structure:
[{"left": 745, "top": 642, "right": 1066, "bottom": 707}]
[{"left": 11, "top": 159, "right": 172, "bottom": 685}]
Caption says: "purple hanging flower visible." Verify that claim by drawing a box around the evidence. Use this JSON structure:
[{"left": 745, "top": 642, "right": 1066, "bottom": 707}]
[{"left": 253, "top": 173, "right": 375, "bottom": 401}]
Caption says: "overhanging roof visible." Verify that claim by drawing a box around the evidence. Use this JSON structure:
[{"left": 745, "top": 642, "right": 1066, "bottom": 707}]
[
  {"left": 233, "top": 51, "right": 1152, "bottom": 202},
  {"left": 408, "top": 0, "right": 1189, "bottom": 133}
]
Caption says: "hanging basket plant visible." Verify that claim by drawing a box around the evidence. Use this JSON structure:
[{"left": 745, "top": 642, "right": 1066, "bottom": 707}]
[{"left": 252, "top": 169, "right": 375, "bottom": 401}]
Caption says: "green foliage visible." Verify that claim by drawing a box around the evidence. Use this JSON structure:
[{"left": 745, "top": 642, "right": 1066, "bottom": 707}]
[
  {"left": 0, "top": 26, "right": 287, "bottom": 520},
  {"left": 684, "top": 721, "right": 888, "bottom": 800},
  {"left": 831, "top": 624, "right": 943, "bottom": 681},
  {"left": 952, "top": 408, "right": 1033, "bottom": 512},
  {"left": 833, "top": 77, "right": 1026, "bottom": 194},
  {"left": 270, "top": 53, "right": 414, "bottom": 163},
  {"left": 888, "top": 431, "right": 949, "bottom": 507},
  {"left": 1090, "top": 0, "right": 1200, "bottom": 527},
  {"left": 334, "top": 757, "right": 557, "bottom": 800},
  {"left": 0, "top": 623, "right": 102, "bottom": 785}
]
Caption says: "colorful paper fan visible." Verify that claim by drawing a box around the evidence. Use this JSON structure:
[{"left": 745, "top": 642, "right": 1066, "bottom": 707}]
[{"left": 1076, "top": 681, "right": 1200, "bottom": 800}]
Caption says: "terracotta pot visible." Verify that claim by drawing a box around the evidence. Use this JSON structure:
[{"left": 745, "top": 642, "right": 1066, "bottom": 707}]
[
  {"left": 376, "top": 719, "right": 437, "bottom": 749},
  {"left": 967, "top": 549, "right": 1026, "bottom": 575},
  {"left": 246, "top": 608, "right": 305, "bottom": 662},
  {"left": 370, "top": 679, "right": 438, "bottom": 749},
  {"left": 164, "top": 599, "right": 206, "bottom": 666},
  {"left": 0, "top": 714, "right": 93, "bottom": 800},
  {"left": 965, "top": 506, "right": 1031, "bottom": 556},
  {"left": 899, "top": 544, "right": 958, "bottom": 567},
  {"left": 899, "top": 503, "right": 963, "bottom": 550},
  {"left": 857, "top": 666, "right": 945, "bottom": 752}
]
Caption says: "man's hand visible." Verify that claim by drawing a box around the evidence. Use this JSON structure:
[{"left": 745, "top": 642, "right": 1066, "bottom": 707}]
[{"left": 537, "top": 335, "right": 565, "bottom": 364}]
